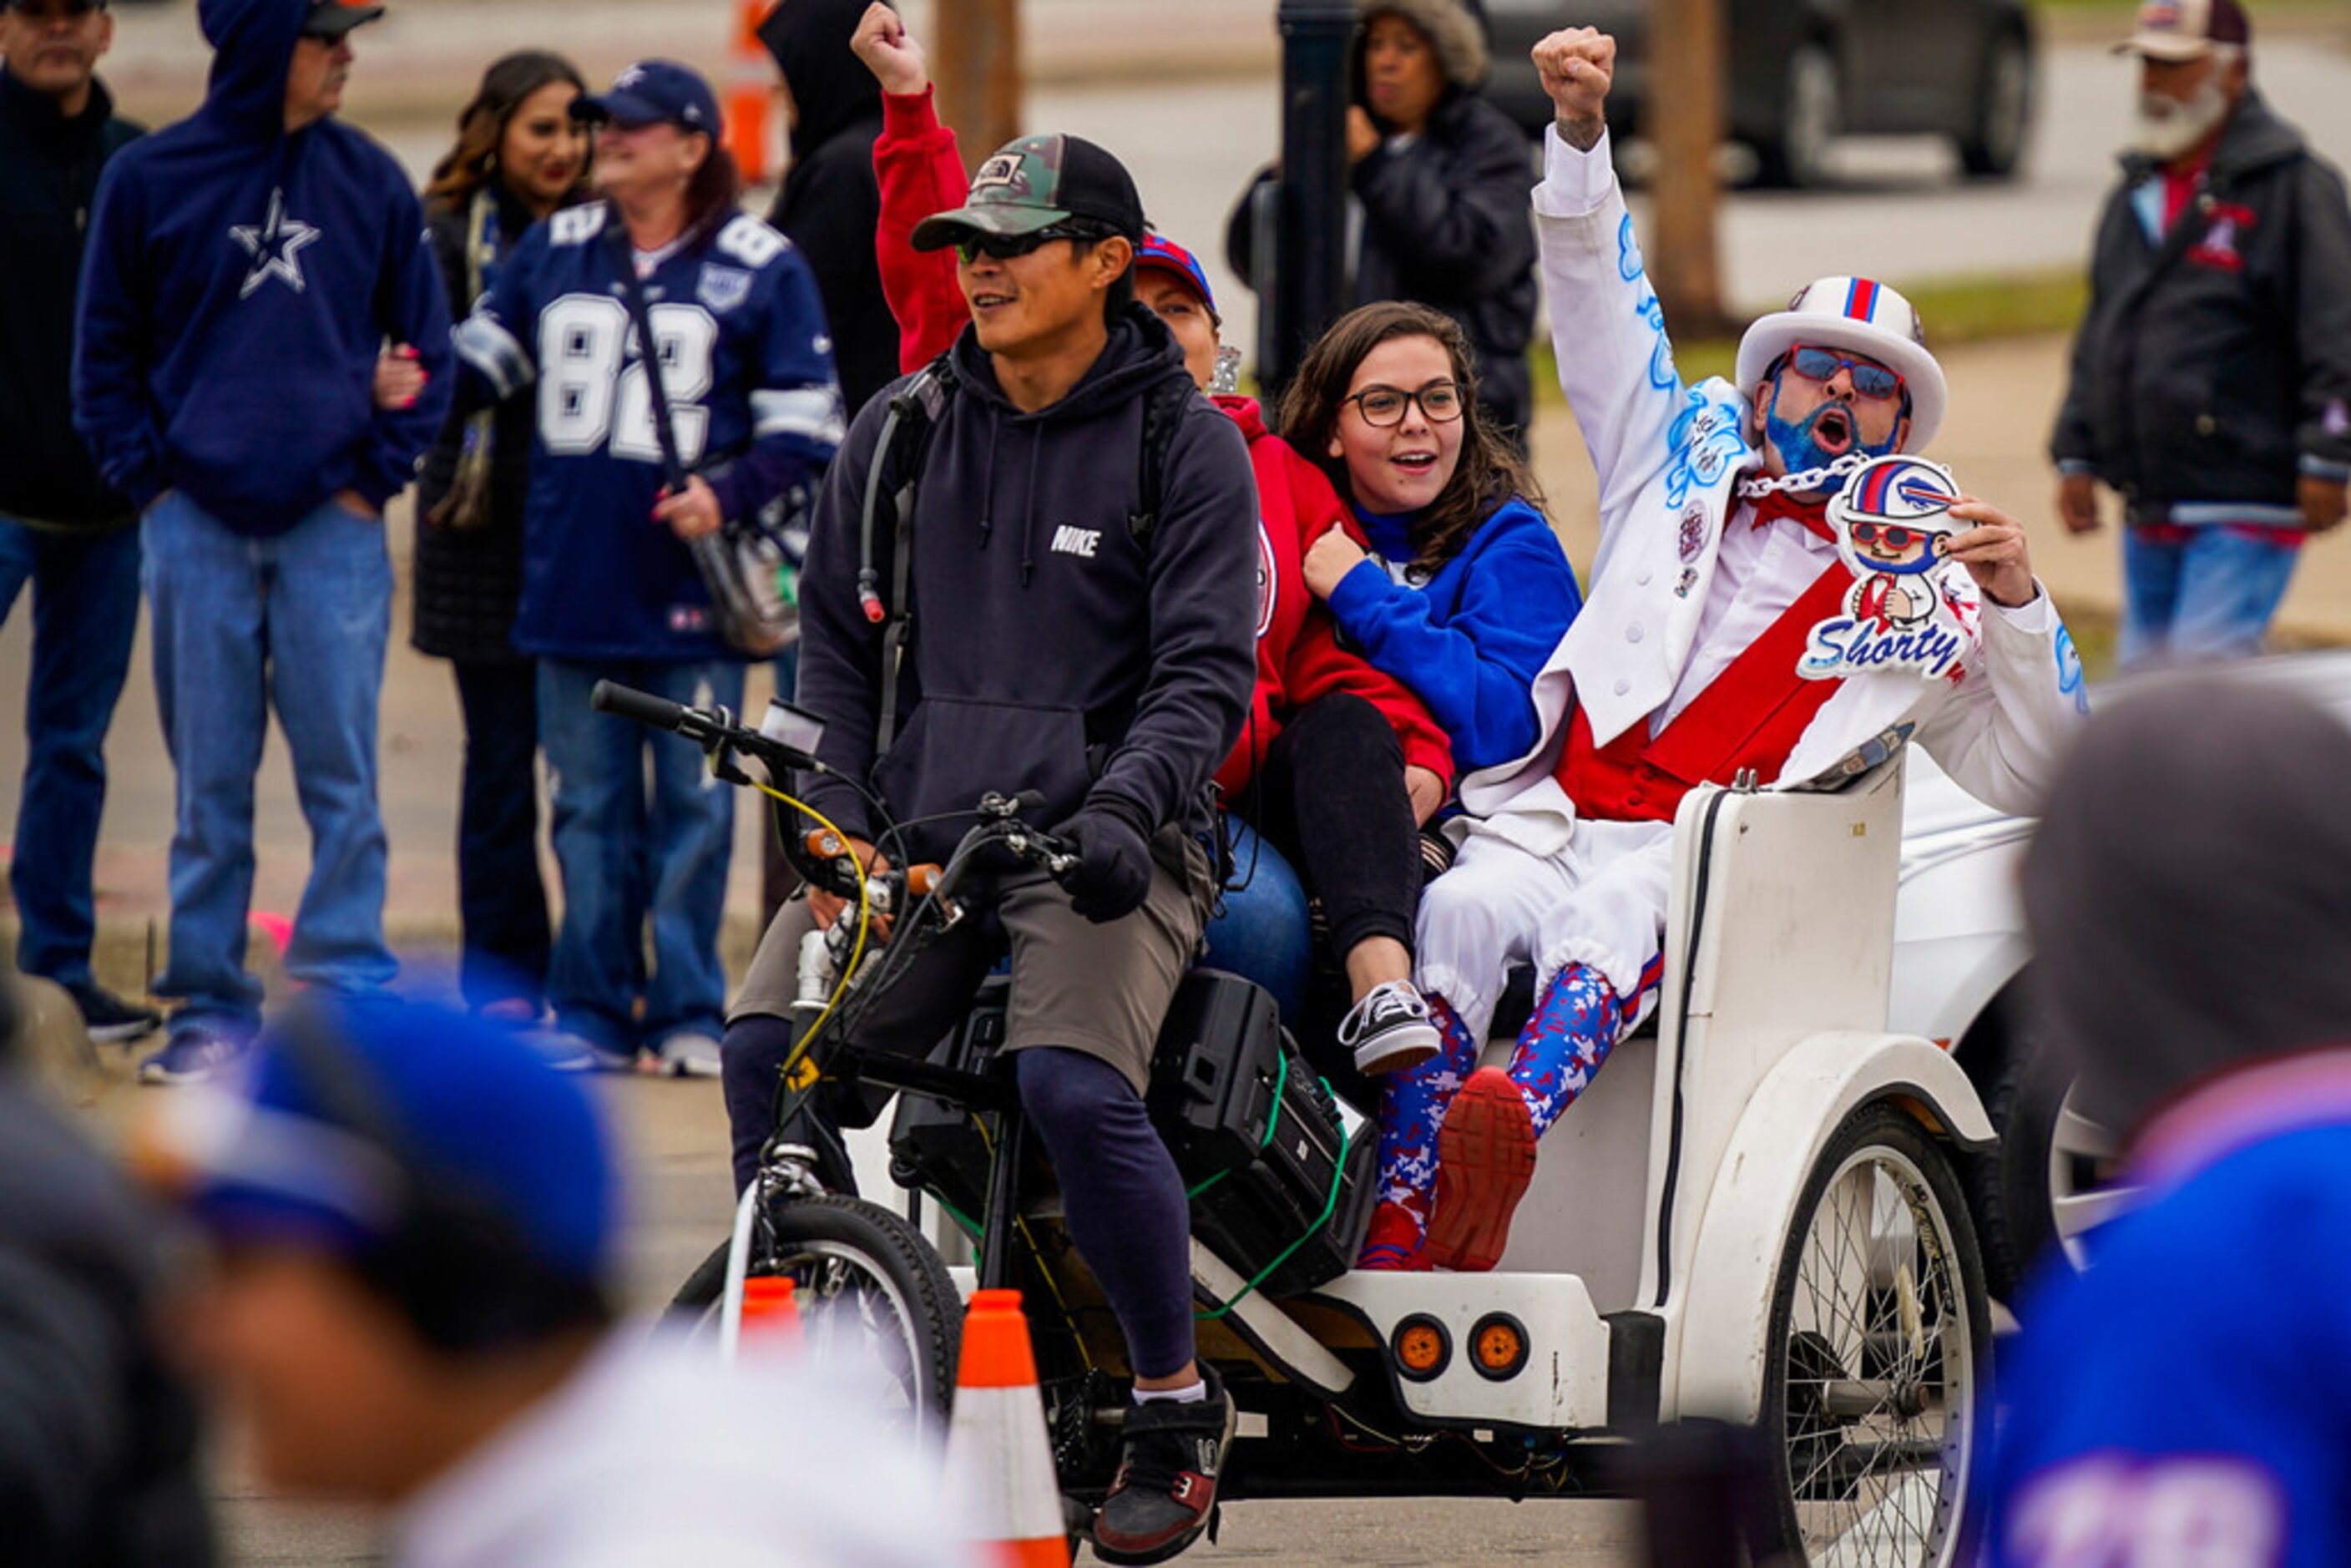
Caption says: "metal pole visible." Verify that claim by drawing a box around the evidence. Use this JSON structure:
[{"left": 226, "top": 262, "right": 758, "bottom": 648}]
[
  {"left": 1256, "top": 0, "right": 1355, "bottom": 405},
  {"left": 936, "top": 0, "right": 1024, "bottom": 177},
  {"left": 1646, "top": 0, "right": 1732, "bottom": 337}
]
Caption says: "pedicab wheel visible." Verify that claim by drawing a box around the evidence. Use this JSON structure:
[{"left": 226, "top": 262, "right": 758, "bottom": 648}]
[
  {"left": 668, "top": 1195, "right": 963, "bottom": 1440},
  {"left": 1758, "top": 1104, "right": 1990, "bottom": 1567}
]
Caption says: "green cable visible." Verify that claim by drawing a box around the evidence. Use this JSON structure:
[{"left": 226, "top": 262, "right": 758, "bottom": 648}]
[
  {"left": 1196, "top": 1076, "right": 1353, "bottom": 1321},
  {"left": 1185, "top": 1047, "right": 1289, "bottom": 1201}
]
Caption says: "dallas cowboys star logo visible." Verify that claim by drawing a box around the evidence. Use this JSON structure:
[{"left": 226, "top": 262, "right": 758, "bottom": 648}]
[{"left": 228, "top": 188, "right": 320, "bottom": 298}]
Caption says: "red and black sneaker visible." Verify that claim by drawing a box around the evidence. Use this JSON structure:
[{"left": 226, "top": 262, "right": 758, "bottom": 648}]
[{"left": 1091, "top": 1365, "right": 1236, "bottom": 1565}]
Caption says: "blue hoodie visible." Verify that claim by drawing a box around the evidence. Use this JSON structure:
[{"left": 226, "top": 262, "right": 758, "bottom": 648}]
[
  {"left": 73, "top": 0, "right": 452, "bottom": 534},
  {"left": 1323, "top": 495, "right": 1581, "bottom": 774}
]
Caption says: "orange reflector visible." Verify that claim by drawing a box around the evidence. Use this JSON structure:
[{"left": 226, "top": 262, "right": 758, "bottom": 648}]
[
  {"left": 1470, "top": 1313, "right": 1528, "bottom": 1381},
  {"left": 1392, "top": 1314, "right": 1450, "bottom": 1381}
]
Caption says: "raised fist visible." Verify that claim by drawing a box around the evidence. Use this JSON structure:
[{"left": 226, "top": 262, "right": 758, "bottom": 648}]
[
  {"left": 852, "top": 2, "right": 929, "bottom": 97},
  {"left": 1532, "top": 28, "right": 1615, "bottom": 137}
]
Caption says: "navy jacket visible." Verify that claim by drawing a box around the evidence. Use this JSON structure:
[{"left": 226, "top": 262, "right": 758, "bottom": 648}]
[
  {"left": 0, "top": 68, "right": 141, "bottom": 529},
  {"left": 73, "top": 0, "right": 452, "bottom": 534},
  {"left": 796, "top": 308, "right": 1258, "bottom": 862}
]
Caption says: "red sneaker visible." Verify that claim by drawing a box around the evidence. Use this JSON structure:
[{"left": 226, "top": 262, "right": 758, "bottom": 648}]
[
  {"left": 1426, "top": 1068, "right": 1538, "bottom": 1272},
  {"left": 1355, "top": 1198, "right": 1433, "bottom": 1271}
]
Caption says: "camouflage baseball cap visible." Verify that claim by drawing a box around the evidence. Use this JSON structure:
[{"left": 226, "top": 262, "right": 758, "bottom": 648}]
[{"left": 910, "top": 133, "right": 1147, "bottom": 252}]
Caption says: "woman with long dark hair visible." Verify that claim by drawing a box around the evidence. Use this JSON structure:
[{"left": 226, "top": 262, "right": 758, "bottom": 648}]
[
  {"left": 451, "top": 60, "right": 845, "bottom": 1075},
  {"left": 1276, "top": 299, "right": 1583, "bottom": 1268},
  {"left": 406, "top": 50, "right": 590, "bottom": 1024}
]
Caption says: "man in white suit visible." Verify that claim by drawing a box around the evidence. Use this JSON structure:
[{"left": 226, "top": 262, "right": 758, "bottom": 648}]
[{"left": 1356, "top": 27, "right": 2086, "bottom": 1275}]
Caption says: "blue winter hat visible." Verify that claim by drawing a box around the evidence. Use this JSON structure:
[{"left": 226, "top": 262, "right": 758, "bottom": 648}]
[
  {"left": 142, "top": 1001, "right": 619, "bottom": 1302},
  {"left": 573, "top": 58, "right": 721, "bottom": 136}
]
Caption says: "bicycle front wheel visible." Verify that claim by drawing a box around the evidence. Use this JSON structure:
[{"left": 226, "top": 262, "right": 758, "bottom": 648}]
[{"left": 670, "top": 1195, "right": 963, "bottom": 1442}]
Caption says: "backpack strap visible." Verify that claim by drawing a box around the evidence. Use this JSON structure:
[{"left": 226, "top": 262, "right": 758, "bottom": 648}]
[
  {"left": 1127, "top": 377, "right": 1195, "bottom": 544},
  {"left": 862, "top": 355, "right": 955, "bottom": 756}
]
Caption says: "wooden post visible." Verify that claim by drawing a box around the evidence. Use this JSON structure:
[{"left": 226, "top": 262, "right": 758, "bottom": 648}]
[
  {"left": 935, "top": 0, "right": 1024, "bottom": 177},
  {"left": 1645, "top": 0, "right": 1732, "bottom": 337}
]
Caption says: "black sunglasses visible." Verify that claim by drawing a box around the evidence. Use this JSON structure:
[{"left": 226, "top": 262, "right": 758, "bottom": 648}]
[{"left": 952, "top": 222, "right": 1111, "bottom": 266}]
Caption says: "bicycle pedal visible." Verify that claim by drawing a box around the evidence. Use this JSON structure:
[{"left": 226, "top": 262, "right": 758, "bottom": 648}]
[{"left": 1206, "top": 1502, "right": 1223, "bottom": 1545}]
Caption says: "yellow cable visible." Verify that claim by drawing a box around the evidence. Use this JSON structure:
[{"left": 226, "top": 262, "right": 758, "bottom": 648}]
[{"left": 745, "top": 777, "right": 872, "bottom": 1084}]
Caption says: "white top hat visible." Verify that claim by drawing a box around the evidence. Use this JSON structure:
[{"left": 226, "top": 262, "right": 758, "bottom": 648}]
[{"left": 1735, "top": 276, "right": 1949, "bottom": 453}]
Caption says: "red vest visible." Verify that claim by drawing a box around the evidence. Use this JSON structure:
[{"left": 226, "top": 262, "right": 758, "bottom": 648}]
[{"left": 1555, "top": 561, "right": 1853, "bottom": 823}]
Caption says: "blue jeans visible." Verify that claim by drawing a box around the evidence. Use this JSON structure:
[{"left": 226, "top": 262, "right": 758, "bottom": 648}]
[
  {"left": 2121, "top": 525, "right": 2303, "bottom": 670},
  {"left": 144, "top": 493, "right": 397, "bottom": 1035},
  {"left": 0, "top": 517, "right": 143, "bottom": 988},
  {"left": 1201, "top": 821, "right": 1310, "bottom": 1021},
  {"left": 538, "top": 658, "right": 742, "bottom": 1051}
]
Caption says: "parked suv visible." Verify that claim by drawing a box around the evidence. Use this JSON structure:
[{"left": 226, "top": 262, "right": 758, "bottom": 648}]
[{"left": 1483, "top": 0, "right": 2035, "bottom": 187}]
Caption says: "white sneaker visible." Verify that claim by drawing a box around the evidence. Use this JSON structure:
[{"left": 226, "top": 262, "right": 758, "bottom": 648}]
[
  {"left": 650, "top": 1031, "right": 724, "bottom": 1078},
  {"left": 528, "top": 1028, "right": 636, "bottom": 1075},
  {"left": 1338, "top": 980, "right": 1441, "bottom": 1076}
]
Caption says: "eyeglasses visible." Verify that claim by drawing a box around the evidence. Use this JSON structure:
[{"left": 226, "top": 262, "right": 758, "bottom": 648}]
[
  {"left": 952, "top": 223, "right": 1109, "bottom": 266},
  {"left": 1849, "top": 521, "right": 1932, "bottom": 549},
  {"left": 1342, "top": 382, "right": 1464, "bottom": 427},
  {"left": 1787, "top": 346, "right": 1904, "bottom": 402}
]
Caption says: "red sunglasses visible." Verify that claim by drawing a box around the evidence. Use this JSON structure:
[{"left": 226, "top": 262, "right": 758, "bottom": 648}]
[{"left": 1850, "top": 521, "right": 1932, "bottom": 549}]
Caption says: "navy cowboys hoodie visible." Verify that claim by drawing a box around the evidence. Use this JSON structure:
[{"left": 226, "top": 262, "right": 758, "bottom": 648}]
[
  {"left": 73, "top": 0, "right": 452, "bottom": 534},
  {"left": 795, "top": 306, "right": 1258, "bottom": 862}
]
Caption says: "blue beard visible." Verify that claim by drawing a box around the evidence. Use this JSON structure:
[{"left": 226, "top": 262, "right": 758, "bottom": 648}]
[{"left": 1762, "top": 382, "right": 1900, "bottom": 491}]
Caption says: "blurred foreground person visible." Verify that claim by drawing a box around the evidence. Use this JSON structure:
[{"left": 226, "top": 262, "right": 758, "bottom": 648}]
[
  {"left": 137, "top": 1000, "right": 967, "bottom": 1566},
  {"left": 1985, "top": 676, "right": 2351, "bottom": 1566},
  {"left": 0, "top": 979, "right": 212, "bottom": 1565}
]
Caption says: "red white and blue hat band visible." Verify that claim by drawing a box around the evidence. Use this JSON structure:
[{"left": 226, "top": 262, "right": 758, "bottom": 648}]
[{"left": 1735, "top": 274, "right": 1949, "bottom": 453}]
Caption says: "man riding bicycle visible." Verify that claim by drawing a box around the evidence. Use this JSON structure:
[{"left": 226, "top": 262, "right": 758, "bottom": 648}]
[{"left": 718, "top": 134, "right": 1257, "bottom": 1565}]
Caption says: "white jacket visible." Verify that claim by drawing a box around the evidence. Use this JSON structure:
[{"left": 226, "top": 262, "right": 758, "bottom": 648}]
[{"left": 1456, "top": 129, "right": 2086, "bottom": 858}]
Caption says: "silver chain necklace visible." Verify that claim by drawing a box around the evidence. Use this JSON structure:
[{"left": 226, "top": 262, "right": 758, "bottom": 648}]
[{"left": 1736, "top": 451, "right": 1870, "bottom": 499}]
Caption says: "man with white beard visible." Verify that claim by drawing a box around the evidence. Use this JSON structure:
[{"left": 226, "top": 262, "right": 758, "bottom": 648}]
[{"left": 2052, "top": 0, "right": 2351, "bottom": 668}]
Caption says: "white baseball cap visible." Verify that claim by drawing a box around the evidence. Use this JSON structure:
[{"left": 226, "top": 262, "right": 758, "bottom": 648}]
[{"left": 1736, "top": 276, "right": 1948, "bottom": 453}]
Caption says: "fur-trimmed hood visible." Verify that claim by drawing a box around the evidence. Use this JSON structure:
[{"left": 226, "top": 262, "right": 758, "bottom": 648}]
[{"left": 1358, "top": 0, "right": 1489, "bottom": 90}]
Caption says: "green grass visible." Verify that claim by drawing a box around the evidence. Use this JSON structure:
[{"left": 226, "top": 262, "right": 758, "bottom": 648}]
[{"left": 1531, "top": 266, "right": 2087, "bottom": 407}]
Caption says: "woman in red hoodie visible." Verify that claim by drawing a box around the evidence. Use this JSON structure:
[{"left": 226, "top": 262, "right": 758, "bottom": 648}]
[{"left": 848, "top": 3, "right": 1451, "bottom": 1075}]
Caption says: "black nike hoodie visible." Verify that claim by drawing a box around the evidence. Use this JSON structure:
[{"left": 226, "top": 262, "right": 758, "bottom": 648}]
[{"left": 795, "top": 306, "right": 1258, "bottom": 863}]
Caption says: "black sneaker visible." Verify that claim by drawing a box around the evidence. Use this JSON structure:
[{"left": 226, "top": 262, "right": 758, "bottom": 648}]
[
  {"left": 1092, "top": 1366, "right": 1236, "bottom": 1565},
  {"left": 1337, "top": 979, "right": 1441, "bottom": 1076},
  {"left": 67, "top": 983, "right": 162, "bottom": 1044}
]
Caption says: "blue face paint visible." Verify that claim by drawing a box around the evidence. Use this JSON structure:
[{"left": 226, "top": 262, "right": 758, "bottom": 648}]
[{"left": 1762, "top": 372, "right": 1902, "bottom": 490}]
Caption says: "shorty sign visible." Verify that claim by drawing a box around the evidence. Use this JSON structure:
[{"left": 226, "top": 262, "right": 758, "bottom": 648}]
[{"left": 1801, "top": 455, "right": 1969, "bottom": 681}]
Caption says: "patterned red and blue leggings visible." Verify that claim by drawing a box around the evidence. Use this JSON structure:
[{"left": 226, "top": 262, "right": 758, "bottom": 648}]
[{"left": 1374, "top": 964, "right": 1626, "bottom": 1212}]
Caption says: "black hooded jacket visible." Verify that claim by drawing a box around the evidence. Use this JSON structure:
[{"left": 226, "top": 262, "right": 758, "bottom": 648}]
[
  {"left": 761, "top": 0, "right": 898, "bottom": 419},
  {"left": 0, "top": 67, "right": 141, "bottom": 528},
  {"left": 1226, "top": 0, "right": 1537, "bottom": 438},
  {"left": 2052, "top": 92, "right": 2351, "bottom": 520},
  {"left": 794, "top": 307, "right": 1258, "bottom": 863}
]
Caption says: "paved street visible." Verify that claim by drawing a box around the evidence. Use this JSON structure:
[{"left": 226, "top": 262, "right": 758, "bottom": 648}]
[{"left": 9, "top": 2, "right": 2351, "bottom": 1560}]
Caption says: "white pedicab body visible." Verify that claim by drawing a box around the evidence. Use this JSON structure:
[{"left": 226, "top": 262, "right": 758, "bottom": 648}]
[{"left": 1216, "top": 755, "right": 1995, "bottom": 1562}]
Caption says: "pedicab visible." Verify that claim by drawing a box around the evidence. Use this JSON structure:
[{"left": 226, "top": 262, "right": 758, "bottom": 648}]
[{"left": 609, "top": 680, "right": 1991, "bottom": 1567}]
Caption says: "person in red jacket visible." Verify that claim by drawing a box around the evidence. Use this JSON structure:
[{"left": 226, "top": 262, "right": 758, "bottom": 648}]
[{"left": 847, "top": 3, "right": 1451, "bottom": 1075}]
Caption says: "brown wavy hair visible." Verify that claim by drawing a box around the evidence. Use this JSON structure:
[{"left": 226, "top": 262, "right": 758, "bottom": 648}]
[
  {"left": 422, "top": 51, "right": 592, "bottom": 215},
  {"left": 1277, "top": 301, "right": 1545, "bottom": 574}
]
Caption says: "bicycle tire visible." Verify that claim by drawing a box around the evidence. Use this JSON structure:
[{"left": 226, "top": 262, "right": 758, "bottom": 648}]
[{"left": 669, "top": 1196, "right": 963, "bottom": 1432}]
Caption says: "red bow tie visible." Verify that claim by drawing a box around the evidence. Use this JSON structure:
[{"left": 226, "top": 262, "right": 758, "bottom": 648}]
[{"left": 1748, "top": 489, "right": 1838, "bottom": 544}]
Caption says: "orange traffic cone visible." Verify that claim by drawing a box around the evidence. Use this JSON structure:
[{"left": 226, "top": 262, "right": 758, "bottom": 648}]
[
  {"left": 723, "top": 0, "right": 775, "bottom": 186},
  {"left": 740, "top": 1274, "right": 802, "bottom": 1350},
  {"left": 943, "top": 1289, "right": 1069, "bottom": 1568}
]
